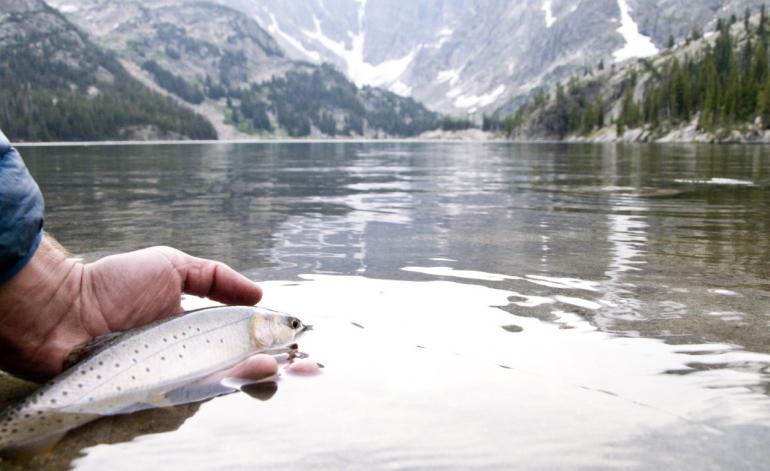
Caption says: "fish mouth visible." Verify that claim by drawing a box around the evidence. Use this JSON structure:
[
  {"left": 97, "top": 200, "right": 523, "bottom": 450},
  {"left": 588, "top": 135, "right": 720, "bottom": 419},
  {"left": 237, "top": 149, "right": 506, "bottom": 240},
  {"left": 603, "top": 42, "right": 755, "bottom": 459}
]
[{"left": 301, "top": 324, "right": 313, "bottom": 333}]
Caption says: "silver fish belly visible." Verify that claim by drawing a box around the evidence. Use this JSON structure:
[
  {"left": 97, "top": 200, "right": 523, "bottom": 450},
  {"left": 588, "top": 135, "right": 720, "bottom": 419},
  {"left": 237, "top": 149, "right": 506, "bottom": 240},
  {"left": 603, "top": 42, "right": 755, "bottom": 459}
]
[{"left": 0, "top": 305, "right": 302, "bottom": 451}]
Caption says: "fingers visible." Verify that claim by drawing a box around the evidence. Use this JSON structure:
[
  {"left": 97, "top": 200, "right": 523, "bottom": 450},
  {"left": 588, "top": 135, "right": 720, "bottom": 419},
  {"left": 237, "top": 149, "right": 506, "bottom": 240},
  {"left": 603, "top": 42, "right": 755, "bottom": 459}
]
[
  {"left": 226, "top": 354, "right": 279, "bottom": 380},
  {"left": 286, "top": 358, "right": 322, "bottom": 376},
  {"left": 162, "top": 248, "right": 263, "bottom": 306}
]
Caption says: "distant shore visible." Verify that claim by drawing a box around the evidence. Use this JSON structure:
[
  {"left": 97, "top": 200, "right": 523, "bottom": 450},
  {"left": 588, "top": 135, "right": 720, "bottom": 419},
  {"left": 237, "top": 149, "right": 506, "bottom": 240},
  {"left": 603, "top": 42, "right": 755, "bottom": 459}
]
[{"left": 13, "top": 129, "right": 770, "bottom": 146}]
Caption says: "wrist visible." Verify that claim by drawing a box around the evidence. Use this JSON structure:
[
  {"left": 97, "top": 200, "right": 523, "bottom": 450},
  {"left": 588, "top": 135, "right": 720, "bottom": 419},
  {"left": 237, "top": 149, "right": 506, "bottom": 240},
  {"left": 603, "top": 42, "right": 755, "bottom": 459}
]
[{"left": 0, "top": 236, "right": 84, "bottom": 379}]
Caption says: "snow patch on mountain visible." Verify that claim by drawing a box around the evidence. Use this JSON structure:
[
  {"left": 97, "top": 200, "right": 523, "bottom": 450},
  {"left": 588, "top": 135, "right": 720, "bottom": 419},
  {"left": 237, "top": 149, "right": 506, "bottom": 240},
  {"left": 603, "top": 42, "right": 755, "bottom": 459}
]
[
  {"left": 542, "top": 1, "right": 556, "bottom": 28},
  {"left": 302, "top": 15, "right": 417, "bottom": 91},
  {"left": 453, "top": 85, "right": 506, "bottom": 111},
  {"left": 613, "top": 0, "right": 659, "bottom": 61},
  {"left": 434, "top": 28, "right": 454, "bottom": 48},
  {"left": 436, "top": 69, "right": 461, "bottom": 86},
  {"left": 264, "top": 12, "right": 321, "bottom": 62},
  {"left": 390, "top": 80, "right": 412, "bottom": 96},
  {"left": 58, "top": 4, "right": 79, "bottom": 13}
]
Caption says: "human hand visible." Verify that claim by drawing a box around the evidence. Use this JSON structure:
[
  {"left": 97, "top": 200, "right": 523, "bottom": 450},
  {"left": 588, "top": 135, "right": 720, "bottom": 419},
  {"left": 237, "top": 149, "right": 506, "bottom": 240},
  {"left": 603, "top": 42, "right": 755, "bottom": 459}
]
[{"left": 0, "top": 236, "right": 276, "bottom": 381}]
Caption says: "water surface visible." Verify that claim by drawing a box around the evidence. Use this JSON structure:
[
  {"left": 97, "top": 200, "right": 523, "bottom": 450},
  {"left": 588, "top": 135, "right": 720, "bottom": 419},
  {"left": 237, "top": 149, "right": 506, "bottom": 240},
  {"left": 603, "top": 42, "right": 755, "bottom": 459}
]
[{"left": 7, "top": 142, "right": 770, "bottom": 469}]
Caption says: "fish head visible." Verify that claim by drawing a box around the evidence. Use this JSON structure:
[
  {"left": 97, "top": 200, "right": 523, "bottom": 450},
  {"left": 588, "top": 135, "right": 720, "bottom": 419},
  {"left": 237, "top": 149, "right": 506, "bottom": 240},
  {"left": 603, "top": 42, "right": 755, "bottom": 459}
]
[{"left": 251, "top": 312, "right": 309, "bottom": 349}]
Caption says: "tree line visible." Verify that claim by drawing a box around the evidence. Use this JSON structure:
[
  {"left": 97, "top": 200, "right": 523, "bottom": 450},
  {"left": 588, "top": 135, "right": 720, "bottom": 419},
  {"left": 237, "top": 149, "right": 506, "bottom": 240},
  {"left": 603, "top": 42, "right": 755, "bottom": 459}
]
[
  {"left": 0, "top": 18, "right": 216, "bottom": 141},
  {"left": 506, "top": 6, "right": 770, "bottom": 139},
  {"left": 220, "top": 64, "right": 439, "bottom": 137}
]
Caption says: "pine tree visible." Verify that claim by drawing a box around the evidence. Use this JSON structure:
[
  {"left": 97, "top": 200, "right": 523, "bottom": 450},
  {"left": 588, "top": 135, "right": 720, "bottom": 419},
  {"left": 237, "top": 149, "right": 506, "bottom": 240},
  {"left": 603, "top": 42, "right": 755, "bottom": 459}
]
[
  {"left": 700, "top": 56, "right": 720, "bottom": 130},
  {"left": 745, "top": 7, "right": 752, "bottom": 34},
  {"left": 753, "top": 39, "right": 768, "bottom": 86},
  {"left": 691, "top": 25, "right": 703, "bottom": 42},
  {"left": 723, "top": 67, "right": 742, "bottom": 122},
  {"left": 594, "top": 96, "right": 605, "bottom": 128},
  {"left": 759, "top": 80, "right": 770, "bottom": 128},
  {"left": 671, "top": 60, "right": 691, "bottom": 122}
]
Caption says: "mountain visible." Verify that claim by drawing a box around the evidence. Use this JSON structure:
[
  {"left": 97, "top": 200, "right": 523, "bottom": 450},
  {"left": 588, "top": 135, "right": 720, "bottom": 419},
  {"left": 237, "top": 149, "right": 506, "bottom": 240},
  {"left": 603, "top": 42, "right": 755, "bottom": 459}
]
[
  {"left": 208, "top": 0, "right": 769, "bottom": 116},
  {"left": 47, "top": 0, "right": 439, "bottom": 138},
  {"left": 0, "top": 0, "right": 217, "bottom": 141},
  {"left": 504, "top": 6, "right": 770, "bottom": 142}
]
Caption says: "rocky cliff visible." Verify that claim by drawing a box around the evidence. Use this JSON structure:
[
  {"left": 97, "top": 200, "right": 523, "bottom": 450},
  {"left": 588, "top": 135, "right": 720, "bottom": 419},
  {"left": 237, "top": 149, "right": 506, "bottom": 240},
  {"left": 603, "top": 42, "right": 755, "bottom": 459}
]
[{"left": 211, "top": 0, "right": 769, "bottom": 116}]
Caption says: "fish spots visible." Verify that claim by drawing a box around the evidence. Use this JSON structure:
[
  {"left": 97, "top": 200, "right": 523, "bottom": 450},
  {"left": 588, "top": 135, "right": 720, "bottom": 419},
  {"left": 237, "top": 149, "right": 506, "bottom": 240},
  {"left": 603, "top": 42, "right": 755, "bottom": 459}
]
[
  {"left": 501, "top": 324, "right": 524, "bottom": 333},
  {"left": 163, "top": 338, "right": 168, "bottom": 342},
  {"left": 135, "top": 349, "right": 140, "bottom": 354},
  {"left": 144, "top": 344, "right": 150, "bottom": 349},
  {"left": 115, "top": 363, "right": 120, "bottom": 368},
  {"left": 161, "top": 356, "right": 166, "bottom": 361},
  {"left": 145, "top": 367, "right": 151, "bottom": 372},
  {"left": 131, "top": 375, "right": 136, "bottom": 380},
  {"left": 178, "top": 354, "right": 184, "bottom": 359},
  {"left": 96, "top": 375, "right": 102, "bottom": 380},
  {"left": 78, "top": 384, "right": 83, "bottom": 388}
]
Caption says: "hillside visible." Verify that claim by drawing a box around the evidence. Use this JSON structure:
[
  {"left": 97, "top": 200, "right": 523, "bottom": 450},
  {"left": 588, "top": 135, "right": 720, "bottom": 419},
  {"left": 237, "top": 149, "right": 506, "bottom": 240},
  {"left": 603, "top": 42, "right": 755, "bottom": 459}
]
[
  {"left": 503, "top": 6, "right": 770, "bottom": 143},
  {"left": 0, "top": 0, "right": 217, "bottom": 141},
  {"left": 48, "top": 0, "right": 440, "bottom": 138}
]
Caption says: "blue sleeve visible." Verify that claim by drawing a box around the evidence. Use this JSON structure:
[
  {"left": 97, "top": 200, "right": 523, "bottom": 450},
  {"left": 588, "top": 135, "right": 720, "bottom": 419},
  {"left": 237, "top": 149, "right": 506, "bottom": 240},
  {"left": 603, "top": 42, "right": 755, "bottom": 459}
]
[{"left": 0, "top": 129, "right": 45, "bottom": 285}]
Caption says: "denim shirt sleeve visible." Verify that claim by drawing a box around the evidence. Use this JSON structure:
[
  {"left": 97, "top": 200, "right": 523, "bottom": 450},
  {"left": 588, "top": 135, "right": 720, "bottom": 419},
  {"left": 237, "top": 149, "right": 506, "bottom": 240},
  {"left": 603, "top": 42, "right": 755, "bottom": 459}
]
[{"left": 0, "top": 129, "right": 45, "bottom": 285}]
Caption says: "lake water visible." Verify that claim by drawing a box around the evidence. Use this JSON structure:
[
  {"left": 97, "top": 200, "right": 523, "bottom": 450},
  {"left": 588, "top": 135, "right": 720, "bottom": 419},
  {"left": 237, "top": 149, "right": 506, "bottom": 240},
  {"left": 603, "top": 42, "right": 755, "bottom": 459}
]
[{"left": 7, "top": 142, "right": 770, "bottom": 469}]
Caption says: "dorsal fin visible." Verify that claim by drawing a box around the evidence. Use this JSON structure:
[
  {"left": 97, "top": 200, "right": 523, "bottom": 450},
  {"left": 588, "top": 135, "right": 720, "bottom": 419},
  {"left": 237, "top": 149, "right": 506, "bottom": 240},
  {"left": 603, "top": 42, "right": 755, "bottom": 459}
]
[{"left": 63, "top": 332, "right": 125, "bottom": 369}]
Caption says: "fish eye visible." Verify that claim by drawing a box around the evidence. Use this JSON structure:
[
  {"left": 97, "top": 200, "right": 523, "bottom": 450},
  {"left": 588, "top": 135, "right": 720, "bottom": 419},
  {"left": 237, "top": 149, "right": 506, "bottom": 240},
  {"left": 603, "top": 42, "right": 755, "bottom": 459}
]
[{"left": 290, "top": 318, "right": 301, "bottom": 329}]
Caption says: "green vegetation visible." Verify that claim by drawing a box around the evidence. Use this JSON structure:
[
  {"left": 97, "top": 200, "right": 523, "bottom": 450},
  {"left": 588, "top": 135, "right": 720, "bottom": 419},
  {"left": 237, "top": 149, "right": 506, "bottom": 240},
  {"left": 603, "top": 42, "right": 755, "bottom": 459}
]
[
  {"left": 0, "top": 7, "right": 216, "bottom": 141},
  {"left": 506, "top": 5, "right": 770, "bottom": 140},
  {"left": 440, "top": 117, "right": 475, "bottom": 131},
  {"left": 142, "top": 60, "right": 205, "bottom": 104},
  {"left": 222, "top": 64, "right": 439, "bottom": 137}
]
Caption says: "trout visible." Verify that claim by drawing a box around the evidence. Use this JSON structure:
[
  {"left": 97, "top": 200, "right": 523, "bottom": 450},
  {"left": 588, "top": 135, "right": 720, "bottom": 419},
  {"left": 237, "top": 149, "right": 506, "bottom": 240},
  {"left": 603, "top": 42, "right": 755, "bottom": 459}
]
[{"left": 0, "top": 306, "right": 308, "bottom": 452}]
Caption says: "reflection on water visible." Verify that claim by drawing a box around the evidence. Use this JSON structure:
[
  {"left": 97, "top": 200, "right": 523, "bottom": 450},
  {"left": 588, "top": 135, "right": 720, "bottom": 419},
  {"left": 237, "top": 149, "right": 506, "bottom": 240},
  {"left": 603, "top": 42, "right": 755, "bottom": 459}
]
[
  {"left": 72, "top": 276, "right": 770, "bottom": 470},
  {"left": 7, "top": 142, "right": 770, "bottom": 469}
]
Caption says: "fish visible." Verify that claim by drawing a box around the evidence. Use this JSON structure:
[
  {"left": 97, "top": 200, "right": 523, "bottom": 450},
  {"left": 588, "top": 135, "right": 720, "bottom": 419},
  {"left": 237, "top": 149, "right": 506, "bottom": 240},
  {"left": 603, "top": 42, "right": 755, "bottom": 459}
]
[{"left": 0, "top": 305, "right": 308, "bottom": 453}]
